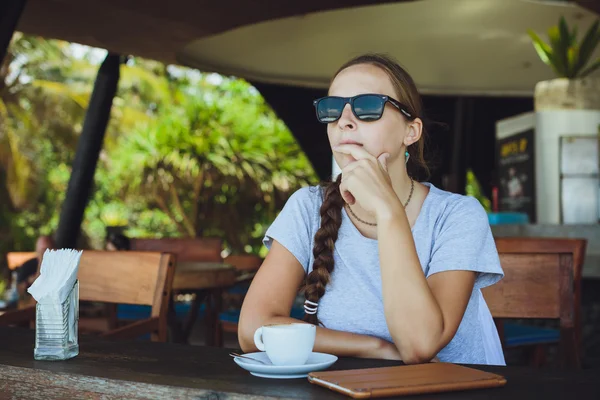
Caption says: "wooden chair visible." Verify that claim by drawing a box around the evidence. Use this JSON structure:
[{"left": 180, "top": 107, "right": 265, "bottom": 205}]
[
  {"left": 0, "top": 251, "right": 175, "bottom": 342},
  {"left": 129, "top": 237, "right": 227, "bottom": 344},
  {"left": 483, "top": 237, "right": 586, "bottom": 368},
  {"left": 6, "top": 252, "right": 37, "bottom": 270}
]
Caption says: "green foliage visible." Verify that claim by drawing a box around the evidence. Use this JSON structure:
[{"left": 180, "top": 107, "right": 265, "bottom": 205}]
[
  {"left": 0, "top": 35, "right": 318, "bottom": 268},
  {"left": 465, "top": 169, "right": 491, "bottom": 213},
  {"left": 0, "top": 34, "right": 82, "bottom": 266},
  {"left": 528, "top": 17, "right": 600, "bottom": 78},
  {"left": 105, "top": 76, "right": 317, "bottom": 253}
]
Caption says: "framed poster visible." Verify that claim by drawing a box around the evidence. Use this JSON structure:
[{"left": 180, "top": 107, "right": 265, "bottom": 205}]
[{"left": 496, "top": 128, "right": 536, "bottom": 222}]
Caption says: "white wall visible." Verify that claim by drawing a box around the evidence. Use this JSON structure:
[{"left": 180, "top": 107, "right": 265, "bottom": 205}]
[{"left": 535, "top": 110, "right": 600, "bottom": 223}]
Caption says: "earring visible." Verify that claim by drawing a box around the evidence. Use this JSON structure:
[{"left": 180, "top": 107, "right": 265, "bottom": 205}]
[{"left": 405, "top": 151, "right": 410, "bottom": 164}]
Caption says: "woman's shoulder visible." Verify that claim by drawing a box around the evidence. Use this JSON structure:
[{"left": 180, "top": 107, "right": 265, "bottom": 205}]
[
  {"left": 422, "top": 183, "right": 488, "bottom": 224},
  {"left": 286, "top": 185, "right": 325, "bottom": 210}
]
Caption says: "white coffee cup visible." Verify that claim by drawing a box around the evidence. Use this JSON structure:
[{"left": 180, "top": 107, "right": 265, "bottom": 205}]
[{"left": 253, "top": 323, "right": 316, "bottom": 366}]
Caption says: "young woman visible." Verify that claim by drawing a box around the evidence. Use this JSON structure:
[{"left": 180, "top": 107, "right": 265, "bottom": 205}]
[{"left": 238, "top": 54, "right": 505, "bottom": 365}]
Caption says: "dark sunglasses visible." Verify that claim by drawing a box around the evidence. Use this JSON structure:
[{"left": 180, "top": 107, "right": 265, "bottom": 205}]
[{"left": 313, "top": 93, "right": 414, "bottom": 124}]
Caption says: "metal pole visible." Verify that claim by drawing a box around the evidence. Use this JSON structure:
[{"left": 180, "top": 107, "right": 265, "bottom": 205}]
[
  {"left": 0, "top": 0, "right": 27, "bottom": 66},
  {"left": 55, "top": 53, "right": 123, "bottom": 249}
]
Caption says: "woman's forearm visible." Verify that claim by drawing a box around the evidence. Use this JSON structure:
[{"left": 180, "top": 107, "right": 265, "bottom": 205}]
[
  {"left": 377, "top": 206, "right": 444, "bottom": 363},
  {"left": 239, "top": 316, "right": 400, "bottom": 360}
]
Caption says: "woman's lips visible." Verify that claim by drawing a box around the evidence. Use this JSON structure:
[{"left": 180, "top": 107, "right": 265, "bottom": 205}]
[{"left": 339, "top": 140, "right": 363, "bottom": 146}]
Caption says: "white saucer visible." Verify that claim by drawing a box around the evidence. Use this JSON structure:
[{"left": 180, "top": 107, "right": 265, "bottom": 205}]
[{"left": 233, "top": 352, "right": 338, "bottom": 379}]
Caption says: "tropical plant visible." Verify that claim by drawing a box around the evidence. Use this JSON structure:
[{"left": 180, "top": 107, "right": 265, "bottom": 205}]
[
  {"left": 107, "top": 77, "right": 317, "bottom": 254},
  {"left": 528, "top": 17, "right": 600, "bottom": 79}
]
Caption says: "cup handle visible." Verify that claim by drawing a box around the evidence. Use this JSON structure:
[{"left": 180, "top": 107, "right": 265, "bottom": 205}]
[{"left": 253, "top": 327, "right": 266, "bottom": 351}]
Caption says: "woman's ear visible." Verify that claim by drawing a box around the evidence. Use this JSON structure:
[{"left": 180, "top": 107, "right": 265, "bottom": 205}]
[{"left": 404, "top": 117, "right": 423, "bottom": 146}]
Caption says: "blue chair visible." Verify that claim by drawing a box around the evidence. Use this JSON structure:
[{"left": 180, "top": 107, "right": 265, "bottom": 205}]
[
  {"left": 117, "top": 302, "right": 206, "bottom": 321},
  {"left": 503, "top": 323, "right": 560, "bottom": 347}
]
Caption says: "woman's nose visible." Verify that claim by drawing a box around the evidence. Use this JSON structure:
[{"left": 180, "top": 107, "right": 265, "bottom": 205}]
[{"left": 337, "top": 104, "right": 356, "bottom": 130}]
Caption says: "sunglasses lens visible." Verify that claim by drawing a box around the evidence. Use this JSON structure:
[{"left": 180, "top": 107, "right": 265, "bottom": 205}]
[
  {"left": 316, "top": 97, "right": 344, "bottom": 123},
  {"left": 353, "top": 95, "right": 384, "bottom": 121}
]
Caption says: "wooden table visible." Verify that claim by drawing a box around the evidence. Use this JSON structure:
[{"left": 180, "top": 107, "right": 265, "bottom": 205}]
[
  {"left": 169, "top": 262, "right": 238, "bottom": 345},
  {"left": 173, "top": 261, "right": 237, "bottom": 291},
  {"left": 1, "top": 327, "right": 598, "bottom": 400}
]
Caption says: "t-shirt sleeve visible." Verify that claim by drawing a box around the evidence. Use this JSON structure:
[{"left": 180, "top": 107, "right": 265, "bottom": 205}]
[
  {"left": 262, "top": 187, "right": 320, "bottom": 274},
  {"left": 426, "top": 196, "right": 503, "bottom": 290}
]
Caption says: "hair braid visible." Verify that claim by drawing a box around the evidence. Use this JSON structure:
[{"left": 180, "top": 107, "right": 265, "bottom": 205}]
[{"left": 302, "top": 174, "right": 344, "bottom": 325}]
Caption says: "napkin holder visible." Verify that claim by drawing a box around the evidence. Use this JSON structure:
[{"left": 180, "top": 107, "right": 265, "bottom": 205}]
[{"left": 34, "top": 280, "right": 79, "bottom": 360}]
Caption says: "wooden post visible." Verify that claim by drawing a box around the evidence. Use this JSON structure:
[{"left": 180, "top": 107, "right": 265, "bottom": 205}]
[
  {"left": 0, "top": 0, "right": 27, "bottom": 66},
  {"left": 55, "top": 53, "right": 122, "bottom": 249},
  {"left": 444, "top": 98, "right": 465, "bottom": 194}
]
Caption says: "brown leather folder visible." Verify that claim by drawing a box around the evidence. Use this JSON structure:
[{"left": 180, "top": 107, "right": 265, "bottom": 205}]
[{"left": 308, "top": 362, "right": 507, "bottom": 398}]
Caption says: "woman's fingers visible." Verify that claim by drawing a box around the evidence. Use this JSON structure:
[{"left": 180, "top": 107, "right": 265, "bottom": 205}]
[
  {"left": 339, "top": 179, "right": 355, "bottom": 205},
  {"left": 333, "top": 144, "right": 376, "bottom": 162}
]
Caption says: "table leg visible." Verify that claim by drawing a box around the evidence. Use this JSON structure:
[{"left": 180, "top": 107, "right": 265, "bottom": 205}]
[
  {"left": 105, "top": 304, "right": 118, "bottom": 330},
  {"left": 181, "top": 291, "right": 208, "bottom": 343},
  {"left": 214, "top": 292, "right": 224, "bottom": 348},
  {"left": 167, "top": 294, "right": 185, "bottom": 344},
  {"left": 205, "top": 289, "right": 223, "bottom": 347}
]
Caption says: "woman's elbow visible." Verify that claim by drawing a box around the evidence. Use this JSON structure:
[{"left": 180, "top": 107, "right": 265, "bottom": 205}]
[
  {"left": 239, "top": 335, "right": 256, "bottom": 353},
  {"left": 401, "top": 348, "right": 436, "bottom": 365},
  {"left": 397, "top": 338, "right": 439, "bottom": 365},
  {"left": 238, "top": 318, "right": 258, "bottom": 353},
  {"left": 391, "top": 321, "right": 444, "bottom": 364}
]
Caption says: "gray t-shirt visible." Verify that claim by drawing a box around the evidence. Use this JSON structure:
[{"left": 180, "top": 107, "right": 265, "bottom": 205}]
[{"left": 263, "top": 183, "right": 505, "bottom": 365}]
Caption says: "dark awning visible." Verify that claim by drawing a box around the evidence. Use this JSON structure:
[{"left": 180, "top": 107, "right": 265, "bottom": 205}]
[
  {"left": 16, "top": 0, "right": 599, "bottom": 96},
  {"left": 15, "top": 0, "right": 405, "bottom": 64}
]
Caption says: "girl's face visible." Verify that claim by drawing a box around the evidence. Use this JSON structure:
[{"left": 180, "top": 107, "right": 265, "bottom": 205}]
[{"left": 327, "top": 64, "right": 420, "bottom": 171}]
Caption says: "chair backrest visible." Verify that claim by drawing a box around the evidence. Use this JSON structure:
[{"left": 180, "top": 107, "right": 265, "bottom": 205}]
[
  {"left": 223, "top": 254, "right": 263, "bottom": 272},
  {"left": 130, "top": 237, "right": 222, "bottom": 263},
  {"left": 6, "top": 252, "right": 37, "bottom": 270},
  {"left": 78, "top": 251, "right": 175, "bottom": 319},
  {"left": 494, "top": 237, "right": 587, "bottom": 283},
  {"left": 483, "top": 237, "right": 586, "bottom": 327}
]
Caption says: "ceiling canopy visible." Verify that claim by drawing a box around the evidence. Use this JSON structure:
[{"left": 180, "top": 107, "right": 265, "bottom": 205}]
[{"left": 16, "top": 0, "right": 600, "bottom": 96}]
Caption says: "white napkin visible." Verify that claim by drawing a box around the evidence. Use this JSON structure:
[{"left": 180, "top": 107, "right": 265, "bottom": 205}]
[{"left": 28, "top": 249, "right": 83, "bottom": 304}]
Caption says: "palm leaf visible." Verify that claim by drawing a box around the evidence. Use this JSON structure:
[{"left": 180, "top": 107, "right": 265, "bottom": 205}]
[
  {"left": 32, "top": 80, "right": 89, "bottom": 108},
  {"left": 119, "top": 64, "right": 172, "bottom": 103},
  {"left": 559, "top": 16, "right": 572, "bottom": 46},
  {"left": 579, "top": 57, "right": 600, "bottom": 77},
  {"left": 548, "top": 26, "right": 569, "bottom": 77},
  {"left": 567, "top": 46, "right": 579, "bottom": 77},
  {"left": 570, "top": 24, "right": 579, "bottom": 47},
  {"left": 574, "top": 20, "right": 600, "bottom": 76},
  {"left": 0, "top": 99, "right": 34, "bottom": 209},
  {"left": 6, "top": 103, "right": 35, "bottom": 132},
  {"left": 528, "top": 30, "right": 554, "bottom": 66},
  {"left": 111, "top": 101, "right": 154, "bottom": 130}
]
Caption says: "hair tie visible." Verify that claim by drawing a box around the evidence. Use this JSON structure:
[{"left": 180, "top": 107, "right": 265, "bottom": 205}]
[{"left": 304, "top": 299, "right": 318, "bottom": 315}]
